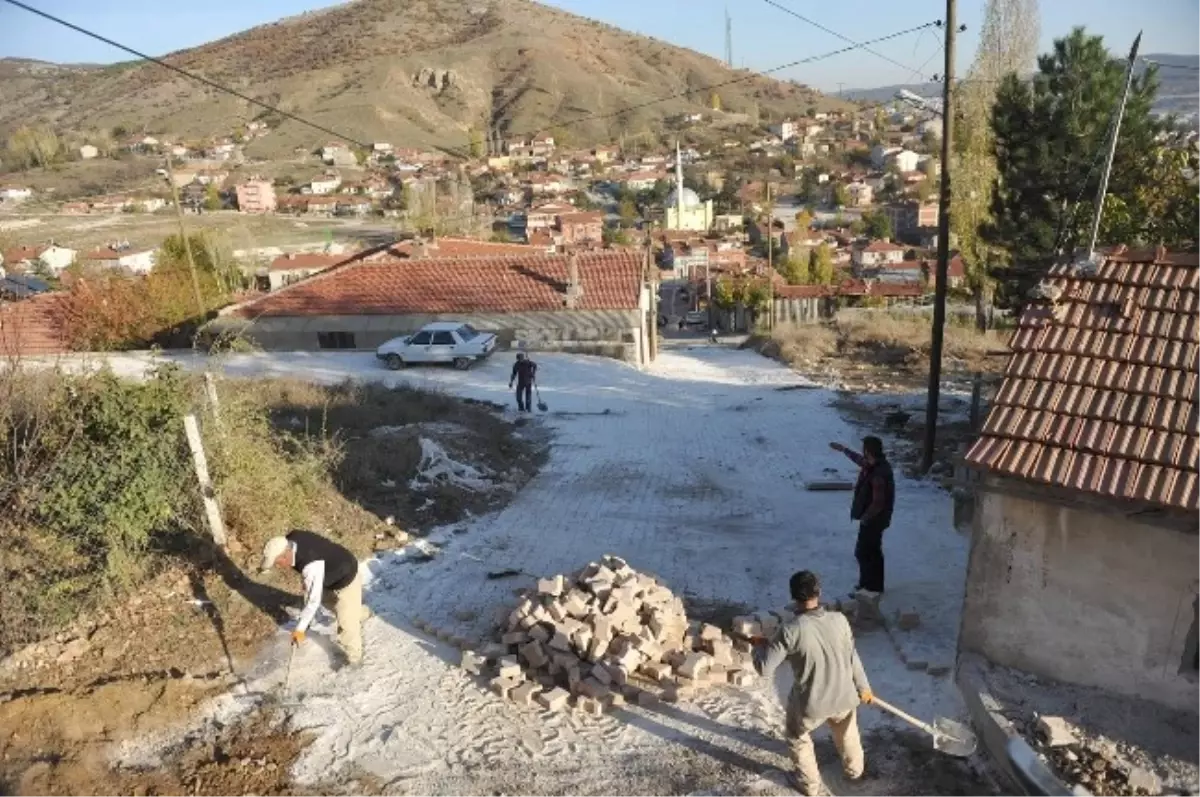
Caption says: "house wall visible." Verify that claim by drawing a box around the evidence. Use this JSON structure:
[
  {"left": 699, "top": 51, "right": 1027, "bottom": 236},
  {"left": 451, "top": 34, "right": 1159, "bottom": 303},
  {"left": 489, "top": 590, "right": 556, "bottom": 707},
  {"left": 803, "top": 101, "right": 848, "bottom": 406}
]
[
  {"left": 210, "top": 308, "right": 648, "bottom": 365},
  {"left": 960, "top": 485, "right": 1200, "bottom": 712}
]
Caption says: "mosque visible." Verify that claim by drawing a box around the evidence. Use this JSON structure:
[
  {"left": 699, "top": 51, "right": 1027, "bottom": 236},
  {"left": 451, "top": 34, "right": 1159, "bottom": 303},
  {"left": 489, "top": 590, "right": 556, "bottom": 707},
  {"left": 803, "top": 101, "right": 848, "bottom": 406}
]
[{"left": 665, "top": 141, "right": 714, "bottom": 232}]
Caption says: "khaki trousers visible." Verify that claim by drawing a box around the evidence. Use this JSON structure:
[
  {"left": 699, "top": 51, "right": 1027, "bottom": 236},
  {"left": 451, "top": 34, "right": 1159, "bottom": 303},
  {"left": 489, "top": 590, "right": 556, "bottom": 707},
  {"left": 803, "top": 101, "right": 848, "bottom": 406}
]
[
  {"left": 320, "top": 568, "right": 364, "bottom": 664},
  {"left": 787, "top": 709, "right": 864, "bottom": 796}
]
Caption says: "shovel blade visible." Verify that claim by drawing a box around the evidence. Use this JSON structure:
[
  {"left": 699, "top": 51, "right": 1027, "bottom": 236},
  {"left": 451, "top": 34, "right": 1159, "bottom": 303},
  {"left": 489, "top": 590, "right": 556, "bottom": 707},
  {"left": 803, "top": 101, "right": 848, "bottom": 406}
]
[
  {"left": 537, "top": 402, "right": 548, "bottom": 412},
  {"left": 931, "top": 717, "right": 978, "bottom": 758}
]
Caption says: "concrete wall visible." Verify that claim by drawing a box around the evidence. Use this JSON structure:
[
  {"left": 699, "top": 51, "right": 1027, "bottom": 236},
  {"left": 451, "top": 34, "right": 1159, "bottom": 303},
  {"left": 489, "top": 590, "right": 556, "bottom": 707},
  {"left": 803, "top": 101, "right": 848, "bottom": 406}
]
[
  {"left": 771, "top": 296, "right": 825, "bottom": 325},
  {"left": 960, "top": 485, "right": 1200, "bottom": 711},
  {"left": 210, "top": 308, "right": 647, "bottom": 365}
]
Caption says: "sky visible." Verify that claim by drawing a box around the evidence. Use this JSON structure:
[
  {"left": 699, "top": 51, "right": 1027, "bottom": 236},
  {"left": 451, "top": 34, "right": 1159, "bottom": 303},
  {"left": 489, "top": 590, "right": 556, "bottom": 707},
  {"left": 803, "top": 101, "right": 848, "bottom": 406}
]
[{"left": 0, "top": 0, "right": 1196, "bottom": 91}]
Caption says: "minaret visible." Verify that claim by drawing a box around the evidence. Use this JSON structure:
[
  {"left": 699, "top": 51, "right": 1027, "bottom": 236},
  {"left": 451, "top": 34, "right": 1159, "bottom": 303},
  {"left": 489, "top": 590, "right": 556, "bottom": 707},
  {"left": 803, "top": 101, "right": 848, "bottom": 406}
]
[{"left": 674, "top": 139, "right": 685, "bottom": 228}]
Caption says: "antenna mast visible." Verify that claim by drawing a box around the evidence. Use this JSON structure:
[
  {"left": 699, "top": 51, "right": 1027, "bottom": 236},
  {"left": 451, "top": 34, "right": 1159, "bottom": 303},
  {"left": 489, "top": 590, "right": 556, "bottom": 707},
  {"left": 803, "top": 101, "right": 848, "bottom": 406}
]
[{"left": 725, "top": 7, "right": 733, "bottom": 68}]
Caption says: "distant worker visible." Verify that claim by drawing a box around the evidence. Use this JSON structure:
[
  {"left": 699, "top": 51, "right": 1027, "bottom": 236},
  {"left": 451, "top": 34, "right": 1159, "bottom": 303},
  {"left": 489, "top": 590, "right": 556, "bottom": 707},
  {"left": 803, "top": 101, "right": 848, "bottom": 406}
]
[
  {"left": 829, "top": 436, "right": 895, "bottom": 599},
  {"left": 259, "top": 529, "right": 366, "bottom": 668},
  {"left": 509, "top": 352, "right": 538, "bottom": 412},
  {"left": 753, "top": 570, "right": 873, "bottom": 796}
]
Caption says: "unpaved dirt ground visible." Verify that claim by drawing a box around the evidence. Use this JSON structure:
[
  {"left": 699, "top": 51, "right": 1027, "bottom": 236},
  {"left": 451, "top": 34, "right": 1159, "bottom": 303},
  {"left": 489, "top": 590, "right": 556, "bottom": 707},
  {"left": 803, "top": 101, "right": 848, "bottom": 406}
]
[{"left": 0, "top": 380, "right": 546, "bottom": 796}]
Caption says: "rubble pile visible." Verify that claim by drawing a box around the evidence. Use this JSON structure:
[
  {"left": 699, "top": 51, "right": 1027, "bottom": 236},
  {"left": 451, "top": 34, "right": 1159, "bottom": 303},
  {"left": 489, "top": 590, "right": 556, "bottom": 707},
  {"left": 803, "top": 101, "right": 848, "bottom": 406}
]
[{"left": 460, "top": 555, "right": 762, "bottom": 715}]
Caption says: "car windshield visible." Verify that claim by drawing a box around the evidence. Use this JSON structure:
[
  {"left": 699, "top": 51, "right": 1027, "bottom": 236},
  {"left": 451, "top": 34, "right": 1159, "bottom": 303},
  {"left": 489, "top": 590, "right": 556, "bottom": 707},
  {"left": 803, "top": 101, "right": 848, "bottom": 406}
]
[{"left": 455, "top": 324, "right": 479, "bottom": 341}]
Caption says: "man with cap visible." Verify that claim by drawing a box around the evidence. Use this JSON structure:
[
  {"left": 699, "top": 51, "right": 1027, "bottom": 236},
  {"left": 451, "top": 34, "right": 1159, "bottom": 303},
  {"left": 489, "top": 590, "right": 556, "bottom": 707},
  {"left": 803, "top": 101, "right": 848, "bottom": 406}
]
[{"left": 260, "top": 529, "right": 365, "bottom": 667}]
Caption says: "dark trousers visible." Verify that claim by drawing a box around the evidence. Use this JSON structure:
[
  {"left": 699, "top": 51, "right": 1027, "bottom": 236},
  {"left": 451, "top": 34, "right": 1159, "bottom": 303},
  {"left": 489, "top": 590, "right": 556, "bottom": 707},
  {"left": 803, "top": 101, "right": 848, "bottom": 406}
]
[
  {"left": 854, "top": 518, "right": 887, "bottom": 593},
  {"left": 515, "top": 382, "right": 532, "bottom": 411}
]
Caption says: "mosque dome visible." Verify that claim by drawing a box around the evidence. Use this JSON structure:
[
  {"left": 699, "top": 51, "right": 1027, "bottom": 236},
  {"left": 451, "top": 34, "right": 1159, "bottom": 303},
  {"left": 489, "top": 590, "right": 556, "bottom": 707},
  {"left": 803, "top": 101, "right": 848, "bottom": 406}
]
[{"left": 666, "top": 186, "right": 703, "bottom": 209}]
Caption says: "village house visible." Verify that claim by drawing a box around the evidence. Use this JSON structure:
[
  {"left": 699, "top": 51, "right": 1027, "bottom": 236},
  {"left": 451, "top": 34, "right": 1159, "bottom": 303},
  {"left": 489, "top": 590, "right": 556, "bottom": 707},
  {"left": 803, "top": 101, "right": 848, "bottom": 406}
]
[
  {"left": 770, "top": 120, "right": 800, "bottom": 141},
  {"left": 592, "top": 146, "right": 618, "bottom": 164},
  {"left": 207, "top": 250, "right": 655, "bottom": 366},
  {"left": 845, "top": 181, "right": 874, "bottom": 207},
  {"left": 622, "top": 170, "right": 667, "bottom": 192},
  {"left": 1, "top": 243, "right": 77, "bottom": 276},
  {"left": 556, "top": 211, "right": 603, "bottom": 245},
  {"left": 262, "top": 252, "right": 349, "bottom": 291},
  {"left": 0, "top": 186, "right": 33, "bottom": 202},
  {"left": 526, "top": 172, "right": 571, "bottom": 197},
  {"left": 321, "top": 143, "right": 357, "bottom": 167},
  {"left": 79, "top": 243, "right": 157, "bottom": 275},
  {"left": 525, "top": 201, "right": 576, "bottom": 232},
  {"left": 960, "top": 247, "right": 1199, "bottom": 714},
  {"left": 884, "top": 200, "right": 939, "bottom": 238},
  {"left": 306, "top": 174, "right": 342, "bottom": 195},
  {"left": 851, "top": 239, "right": 906, "bottom": 271},
  {"left": 870, "top": 145, "right": 901, "bottom": 169},
  {"left": 235, "top": 179, "right": 278, "bottom": 213},
  {"left": 886, "top": 149, "right": 921, "bottom": 173},
  {"left": 127, "top": 197, "right": 167, "bottom": 213}
]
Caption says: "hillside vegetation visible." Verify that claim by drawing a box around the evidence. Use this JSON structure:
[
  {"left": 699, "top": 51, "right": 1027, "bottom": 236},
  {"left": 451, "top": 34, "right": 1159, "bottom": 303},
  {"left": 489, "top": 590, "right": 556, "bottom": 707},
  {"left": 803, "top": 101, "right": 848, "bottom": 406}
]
[{"left": 0, "top": 0, "right": 852, "bottom": 156}]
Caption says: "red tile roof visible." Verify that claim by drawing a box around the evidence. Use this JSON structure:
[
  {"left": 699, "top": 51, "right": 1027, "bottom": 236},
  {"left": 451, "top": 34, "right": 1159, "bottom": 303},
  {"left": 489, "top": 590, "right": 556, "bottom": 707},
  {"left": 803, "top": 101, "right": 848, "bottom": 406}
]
[
  {"left": 268, "top": 252, "right": 351, "bottom": 272},
  {"left": 860, "top": 240, "right": 906, "bottom": 253},
  {"left": 558, "top": 211, "right": 604, "bottom": 224},
  {"left": 2, "top": 245, "right": 46, "bottom": 264},
  {"left": 229, "top": 251, "right": 645, "bottom": 318},
  {"left": 0, "top": 292, "right": 71, "bottom": 356},
  {"left": 386, "top": 237, "right": 536, "bottom": 258},
  {"left": 966, "top": 248, "right": 1200, "bottom": 512}
]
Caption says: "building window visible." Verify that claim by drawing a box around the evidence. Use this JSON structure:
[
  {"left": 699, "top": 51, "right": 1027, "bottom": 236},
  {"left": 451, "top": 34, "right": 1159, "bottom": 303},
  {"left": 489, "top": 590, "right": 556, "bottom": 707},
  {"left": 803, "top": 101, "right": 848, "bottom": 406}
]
[{"left": 317, "top": 331, "right": 356, "bottom": 350}]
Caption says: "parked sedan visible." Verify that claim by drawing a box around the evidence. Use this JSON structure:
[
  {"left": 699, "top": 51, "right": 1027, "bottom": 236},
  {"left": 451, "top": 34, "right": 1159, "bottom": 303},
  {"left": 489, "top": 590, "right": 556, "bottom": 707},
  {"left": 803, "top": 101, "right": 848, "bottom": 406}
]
[{"left": 376, "top": 322, "right": 497, "bottom": 370}]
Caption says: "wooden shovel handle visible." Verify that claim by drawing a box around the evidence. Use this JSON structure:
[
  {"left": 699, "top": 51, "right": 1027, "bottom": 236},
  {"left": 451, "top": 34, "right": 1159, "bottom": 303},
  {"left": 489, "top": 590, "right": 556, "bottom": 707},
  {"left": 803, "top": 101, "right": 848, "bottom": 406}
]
[{"left": 870, "top": 696, "right": 936, "bottom": 735}]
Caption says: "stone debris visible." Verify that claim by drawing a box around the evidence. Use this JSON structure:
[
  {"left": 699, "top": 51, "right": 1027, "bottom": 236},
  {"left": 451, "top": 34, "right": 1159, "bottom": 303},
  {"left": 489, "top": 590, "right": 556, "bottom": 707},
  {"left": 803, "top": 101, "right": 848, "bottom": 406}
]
[
  {"left": 464, "top": 555, "right": 755, "bottom": 715},
  {"left": 1037, "top": 715, "right": 1077, "bottom": 748},
  {"left": 894, "top": 609, "right": 921, "bottom": 631}
]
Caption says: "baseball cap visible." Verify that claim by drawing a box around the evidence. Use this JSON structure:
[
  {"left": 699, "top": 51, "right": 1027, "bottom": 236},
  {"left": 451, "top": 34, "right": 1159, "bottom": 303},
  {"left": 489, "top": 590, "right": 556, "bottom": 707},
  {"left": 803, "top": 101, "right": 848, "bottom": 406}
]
[{"left": 258, "top": 536, "right": 290, "bottom": 574}]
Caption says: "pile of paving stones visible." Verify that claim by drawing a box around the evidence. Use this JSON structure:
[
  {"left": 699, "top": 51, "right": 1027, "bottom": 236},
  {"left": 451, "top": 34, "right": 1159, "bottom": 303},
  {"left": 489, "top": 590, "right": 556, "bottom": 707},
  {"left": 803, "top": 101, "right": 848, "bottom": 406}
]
[{"left": 459, "top": 555, "right": 762, "bottom": 716}]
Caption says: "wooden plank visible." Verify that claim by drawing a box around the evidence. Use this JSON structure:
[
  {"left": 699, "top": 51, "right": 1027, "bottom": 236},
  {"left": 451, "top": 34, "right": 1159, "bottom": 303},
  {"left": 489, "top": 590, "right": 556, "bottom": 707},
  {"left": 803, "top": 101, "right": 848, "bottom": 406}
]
[
  {"left": 184, "top": 413, "right": 227, "bottom": 547},
  {"left": 804, "top": 480, "right": 854, "bottom": 491}
]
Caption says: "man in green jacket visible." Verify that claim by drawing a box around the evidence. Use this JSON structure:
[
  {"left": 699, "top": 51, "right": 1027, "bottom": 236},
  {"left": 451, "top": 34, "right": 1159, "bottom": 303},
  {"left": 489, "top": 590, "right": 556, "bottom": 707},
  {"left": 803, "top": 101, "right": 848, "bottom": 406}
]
[{"left": 753, "top": 570, "right": 874, "bottom": 796}]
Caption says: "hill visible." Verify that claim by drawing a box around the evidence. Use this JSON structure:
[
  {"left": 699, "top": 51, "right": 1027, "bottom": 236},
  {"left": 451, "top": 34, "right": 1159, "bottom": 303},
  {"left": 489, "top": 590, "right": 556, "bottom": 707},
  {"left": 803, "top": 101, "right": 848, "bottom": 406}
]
[
  {"left": 843, "top": 53, "right": 1198, "bottom": 120},
  {"left": 0, "top": 0, "right": 852, "bottom": 158}
]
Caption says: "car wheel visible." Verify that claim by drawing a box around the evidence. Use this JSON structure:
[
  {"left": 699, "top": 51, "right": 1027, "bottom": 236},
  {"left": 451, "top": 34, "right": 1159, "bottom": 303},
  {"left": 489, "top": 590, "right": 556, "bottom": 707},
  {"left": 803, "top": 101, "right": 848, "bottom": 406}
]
[
  {"left": 453, "top": 357, "right": 472, "bottom": 370},
  {"left": 385, "top": 354, "right": 405, "bottom": 370}
]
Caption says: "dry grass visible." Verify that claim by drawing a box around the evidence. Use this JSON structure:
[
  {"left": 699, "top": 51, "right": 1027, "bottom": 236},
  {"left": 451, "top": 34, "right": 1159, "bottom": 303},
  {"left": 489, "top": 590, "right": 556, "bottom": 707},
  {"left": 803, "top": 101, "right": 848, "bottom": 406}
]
[{"left": 751, "top": 309, "right": 1008, "bottom": 378}]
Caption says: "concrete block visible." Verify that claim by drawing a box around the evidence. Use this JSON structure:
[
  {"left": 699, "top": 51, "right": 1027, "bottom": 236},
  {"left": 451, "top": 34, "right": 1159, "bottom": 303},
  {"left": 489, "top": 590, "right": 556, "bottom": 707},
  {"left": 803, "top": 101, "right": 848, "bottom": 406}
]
[
  {"left": 519, "top": 640, "right": 549, "bottom": 669},
  {"left": 578, "top": 677, "right": 611, "bottom": 701},
  {"left": 728, "top": 670, "right": 754, "bottom": 687},
  {"left": 590, "top": 616, "right": 614, "bottom": 641},
  {"left": 572, "top": 627, "right": 593, "bottom": 656},
  {"left": 591, "top": 663, "right": 612, "bottom": 686},
  {"left": 1126, "top": 767, "right": 1161, "bottom": 794},
  {"left": 1036, "top": 716, "right": 1077, "bottom": 748},
  {"left": 678, "top": 652, "right": 710, "bottom": 680},
  {"left": 731, "top": 616, "right": 762, "bottom": 638},
  {"left": 587, "top": 636, "right": 610, "bottom": 662},
  {"left": 757, "top": 611, "right": 780, "bottom": 637},
  {"left": 548, "top": 602, "right": 569, "bottom": 623},
  {"left": 699, "top": 623, "right": 722, "bottom": 641},
  {"left": 567, "top": 665, "right": 582, "bottom": 693},
  {"left": 549, "top": 631, "right": 572, "bottom": 652},
  {"left": 538, "top": 576, "right": 565, "bottom": 597},
  {"left": 615, "top": 647, "right": 644, "bottom": 673},
  {"left": 664, "top": 650, "right": 687, "bottom": 668},
  {"left": 661, "top": 681, "right": 695, "bottom": 703},
  {"left": 537, "top": 687, "right": 570, "bottom": 711},
  {"left": 927, "top": 662, "right": 952, "bottom": 676},
  {"left": 895, "top": 610, "right": 921, "bottom": 631},
  {"left": 563, "top": 591, "right": 590, "bottom": 618},
  {"left": 536, "top": 673, "right": 557, "bottom": 689},
  {"left": 510, "top": 681, "right": 542, "bottom": 706},
  {"left": 497, "top": 656, "right": 523, "bottom": 679},
  {"left": 641, "top": 661, "right": 673, "bottom": 681},
  {"left": 608, "top": 664, "right": 631, "bottom": 686},
  {"left": 577, "top": 696, "right": 604, "bottom": 717},
  {"left": 605, "top": 691, "right": 626, "bottom": 708},
  {"left": 480, "top": 642, "right": 509, "bottom": 662},
  {"left": 460, "top": 650, "right": 484, "bottom": 675},
  {"left": 707, "top": 638, "right": 734, "bottom": 666},
  {"left": 490, "top": 676, "right": 522, "bottom": 699},
  {"left": 636, "top": 688, "right": 660, "bottom": 707},
  {"left": 501, "top": 630, "right": 528, "bottom": 646}
]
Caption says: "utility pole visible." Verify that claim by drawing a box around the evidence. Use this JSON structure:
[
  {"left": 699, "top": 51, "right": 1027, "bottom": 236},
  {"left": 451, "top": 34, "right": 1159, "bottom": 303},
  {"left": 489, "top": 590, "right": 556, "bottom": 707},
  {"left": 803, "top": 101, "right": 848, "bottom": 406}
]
[
  {"left": 837, "top": 81, "right": 845, "bottom": 99},
  {"left": 920, "top": 0, "right": 957, "bottom": 475},
  {"left": 164, "top": 153, "right": 208, "bottom": 324},
  {"left": 1087, "top": 32, "right": 1142, "bottom": 259},
  {"left": 765, "top": 182, "right": 774, "bottom": 332},
  {"left": 725, "top": 7, "right": 733, "bottom": 68}
]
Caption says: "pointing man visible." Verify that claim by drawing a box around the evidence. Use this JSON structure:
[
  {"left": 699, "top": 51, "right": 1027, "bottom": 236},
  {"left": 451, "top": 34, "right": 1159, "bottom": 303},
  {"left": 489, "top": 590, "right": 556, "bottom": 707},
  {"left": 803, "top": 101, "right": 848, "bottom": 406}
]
[
  {"left": 829, "top": 436, "right": 895, "bottom": 599},
  {"left": 753, "top": 570, "right": 873, "bottom": 796},
  {"left": 260, "top": 529, "right": 366, "bottom": 667}
]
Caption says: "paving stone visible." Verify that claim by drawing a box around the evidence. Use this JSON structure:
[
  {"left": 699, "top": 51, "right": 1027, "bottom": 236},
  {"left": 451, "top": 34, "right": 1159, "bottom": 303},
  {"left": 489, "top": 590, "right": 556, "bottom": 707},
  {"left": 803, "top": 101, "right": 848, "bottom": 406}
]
[
  {"left": 641, "top": 661, "right": 673, "bottom": 681},
  {"left": 490, "top": 676, "right": 522, "bottom": 699},
  {"left": 501, "top": 630, "right": 528, "bottom": 646},
  {"left": 537, "top": 687, "right": 570, "bottom": 711},
  {"left": 510, "top": 681, "right": 542, "bottom": 706},
  {"left": 479, "top": 642, "right": 509, "bottom": 661},
  {"left": 678, "top": 652, "right": 711, "bottom": 679},
  {"left": 895, "top": 610, "right": 921, "bottom": 631},
  {"left": 591, "top": 663, "right": 612, "bottom": 686},
  {"left": 497, "top": 656, "right": 523, "bottom": 679},
  {"left": 577, "top": 696, "right": 604, "bottom": 717},
  {"left": 538, "top": 575, "right": 566, "bottom": 596},
  {"left": 548, "top": 631, "right": 572, "bottom": 652},
  {"left": 728, "top": 670, "right": 754, "bottom": 686},
  {"left": 519, "top": 640, "right": 549, "bottom": 669},
  {"left": 459, "top": 650, "right": 484, "bottom": 675},
  {"left": 578, "top": 676, "right": 611, "bottom": 702}
]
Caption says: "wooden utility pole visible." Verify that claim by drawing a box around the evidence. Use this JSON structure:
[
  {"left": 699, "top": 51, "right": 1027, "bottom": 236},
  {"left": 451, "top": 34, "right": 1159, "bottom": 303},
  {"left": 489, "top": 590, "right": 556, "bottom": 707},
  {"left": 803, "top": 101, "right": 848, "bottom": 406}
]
[
  {"left": 920, "top": 0, "right": 957, "bottom": 474},
  {"left": 164, "top": 153, "right": 208, "bottom": 322},
  {"left": 765, "top": 182, "right": 774, "bottom": 332}
]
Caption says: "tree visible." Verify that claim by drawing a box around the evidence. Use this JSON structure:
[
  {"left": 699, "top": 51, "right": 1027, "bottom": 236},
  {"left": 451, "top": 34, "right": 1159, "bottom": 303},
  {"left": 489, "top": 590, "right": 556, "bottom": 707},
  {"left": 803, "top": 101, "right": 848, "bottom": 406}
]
[
  {"left": 915, "top": 179, "right": 935, "bottom": 203},
  {"left": 953, "top": 0, "right": 1040, "bottom": 328},
  {"left": 203, "top": 183, "right": 222, "bottom": 212},
  {"left": 710, "top": 92, "right": 722, "bottom": 111},
  {"left": 5, "top": 125, "right": 62, "bottom": 169},
  {"left": 617, "top": 197, "right": 638, "bottom": 227},
  {"left": 794, "top": 209, "right": 813, "bottom": 232},
  {"left": 467, "top": 127, "right": 486, "bottom": 159},
  {"left": 603, "top": 227, "right": 632, "bottom": 245},
  {"left": 987, "top": 27, "right": 1164, "bottom": 308},
  {"left": 810, "top": 243, "right": 835, "bottom": 284},
  {"left": 831, "top": 182, "right": 849, "bottom": 208},
  {"left": 862, "top": 210, "right": 894, "bottom": 240},
  {"left": 782, "top": 252, "right": 811, "bottom": 285}
]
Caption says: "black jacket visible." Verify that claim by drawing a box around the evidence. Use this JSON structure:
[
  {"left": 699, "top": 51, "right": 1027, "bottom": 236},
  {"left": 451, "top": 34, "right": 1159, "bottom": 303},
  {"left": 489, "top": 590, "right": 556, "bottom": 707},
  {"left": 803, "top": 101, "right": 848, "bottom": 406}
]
[
  {"left": 286, "top": 529, "right": 358, "bottom": 590},
  {"left": 511, "top": 359, "right": 537, "bottom": 385},
  {"left": 850, "top": 457, "right": 895, "bottom": 527}
]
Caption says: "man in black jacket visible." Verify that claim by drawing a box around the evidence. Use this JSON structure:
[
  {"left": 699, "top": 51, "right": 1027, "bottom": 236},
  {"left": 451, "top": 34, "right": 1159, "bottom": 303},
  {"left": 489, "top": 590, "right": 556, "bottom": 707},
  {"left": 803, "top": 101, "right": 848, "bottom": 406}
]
[
  {"left": 260, "top": 529, "right": 366, "bottom": 666},
  {"left": 509, "top": 352, "right": 538, "bottom": 412},
  {"left": 829, "top": 436, "right": 895, "bottom": 598}
]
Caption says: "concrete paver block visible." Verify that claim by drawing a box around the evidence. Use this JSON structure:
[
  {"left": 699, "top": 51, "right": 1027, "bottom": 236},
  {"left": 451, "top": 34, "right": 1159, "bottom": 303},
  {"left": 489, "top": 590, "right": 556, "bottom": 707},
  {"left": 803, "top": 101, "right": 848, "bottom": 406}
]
[
  {"left": 537, "top": 687, "right": 570, "bottom": 710},
  {"left": 1036, "top": 715, "right": 1077, "bottom": 748},
  {"left": 490, "top": 675, "right": 522, "bottom": 699},
  {"left": 511, "top": 681, "right": 542, "bottom": 706}
]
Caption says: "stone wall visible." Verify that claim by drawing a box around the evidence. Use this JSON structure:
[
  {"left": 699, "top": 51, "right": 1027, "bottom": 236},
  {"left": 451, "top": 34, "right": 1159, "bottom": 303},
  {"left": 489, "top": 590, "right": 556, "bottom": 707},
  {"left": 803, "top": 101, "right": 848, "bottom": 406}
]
[
  {"left": 959, "top": 483, "right": 1200, "bottom": 712},
  {"left": 208, "top": 308, "right": 647, "bottom": 365}
]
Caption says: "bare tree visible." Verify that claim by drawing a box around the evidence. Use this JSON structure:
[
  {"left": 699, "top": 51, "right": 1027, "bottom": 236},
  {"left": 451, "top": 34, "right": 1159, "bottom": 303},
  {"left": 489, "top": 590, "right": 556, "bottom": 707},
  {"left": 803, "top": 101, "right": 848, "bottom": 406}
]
[{"left": 952, "top": 0, "right": 1039, "bottom": 329}]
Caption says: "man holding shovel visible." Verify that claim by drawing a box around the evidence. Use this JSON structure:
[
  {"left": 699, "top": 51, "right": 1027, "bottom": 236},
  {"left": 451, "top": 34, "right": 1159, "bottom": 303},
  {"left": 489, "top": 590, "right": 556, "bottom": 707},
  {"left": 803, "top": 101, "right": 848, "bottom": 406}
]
[
  {"left": 753, "top": 570, "right": 873, "bottom": 796},
  {"left": 259, "top": 530, "right": 366, "bottom": 668},
  {"left": 509, "top": 352, "right": 538, "bottom": 413}
]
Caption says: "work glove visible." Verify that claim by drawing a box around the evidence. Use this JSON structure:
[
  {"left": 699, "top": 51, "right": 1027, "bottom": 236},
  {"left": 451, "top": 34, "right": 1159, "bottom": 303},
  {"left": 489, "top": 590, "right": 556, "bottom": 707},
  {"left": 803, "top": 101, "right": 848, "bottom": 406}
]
[
  {"left": 291, "top": 629, "right": 306, "bottom": 645},
  {"left": 860, "top": 689, "right": 874, "bottom": 704}
]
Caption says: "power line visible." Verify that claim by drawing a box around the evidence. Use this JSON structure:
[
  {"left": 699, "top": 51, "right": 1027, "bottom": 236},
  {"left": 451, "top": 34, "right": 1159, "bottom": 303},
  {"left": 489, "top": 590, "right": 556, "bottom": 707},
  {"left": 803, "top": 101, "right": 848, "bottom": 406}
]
[
  {"left": 1, "top": 0, "right": 372, "bottom": 149},
  {"left": 758, "top": 0, "right": 936, "bottom": 81}
]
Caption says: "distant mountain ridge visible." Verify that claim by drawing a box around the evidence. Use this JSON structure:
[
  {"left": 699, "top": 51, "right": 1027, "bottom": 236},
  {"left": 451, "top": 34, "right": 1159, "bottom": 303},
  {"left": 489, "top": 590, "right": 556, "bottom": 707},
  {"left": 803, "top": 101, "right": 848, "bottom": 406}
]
[
  {"left": 0, "top": 0, "right": 851, "bottom": 158},
  {"left": 843, "top": 53, "right": 1198, "bottom": 119}
]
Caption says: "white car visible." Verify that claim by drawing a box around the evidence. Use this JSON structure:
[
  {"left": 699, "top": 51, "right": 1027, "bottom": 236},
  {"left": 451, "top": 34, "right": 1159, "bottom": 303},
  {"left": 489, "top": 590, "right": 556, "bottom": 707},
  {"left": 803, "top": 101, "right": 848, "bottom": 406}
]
[{"left": 376, "top": 322, "right": 497, "bottom": 370}]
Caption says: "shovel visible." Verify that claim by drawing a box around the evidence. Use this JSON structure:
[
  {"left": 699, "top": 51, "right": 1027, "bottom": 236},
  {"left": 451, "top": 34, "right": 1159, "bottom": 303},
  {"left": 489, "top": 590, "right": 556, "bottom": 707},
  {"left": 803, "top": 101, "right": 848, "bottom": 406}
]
[
  {"left": 534, "top": 384, "right": 548, "bottom": 413},
  {"left": 282, "top": 641, "right": 297, "bottom": 694},
  {"left": 871, "top": 696, "right": 978, "bottom": 757}
]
